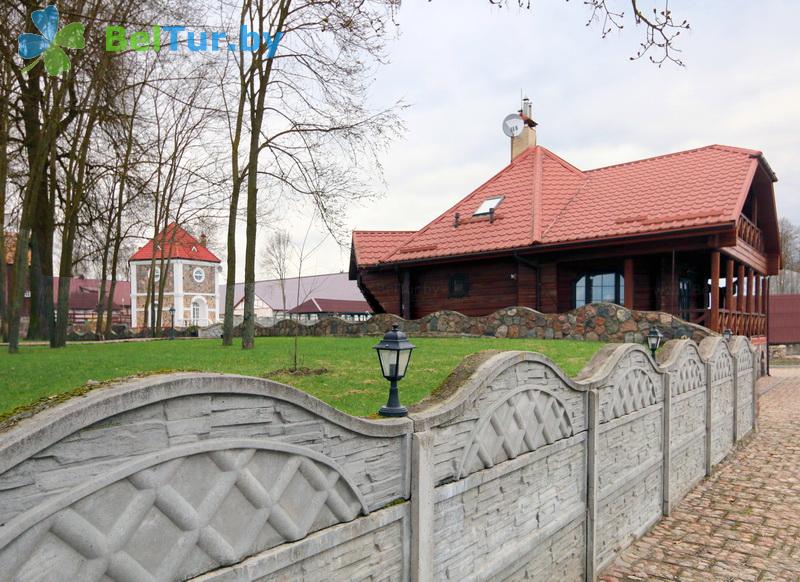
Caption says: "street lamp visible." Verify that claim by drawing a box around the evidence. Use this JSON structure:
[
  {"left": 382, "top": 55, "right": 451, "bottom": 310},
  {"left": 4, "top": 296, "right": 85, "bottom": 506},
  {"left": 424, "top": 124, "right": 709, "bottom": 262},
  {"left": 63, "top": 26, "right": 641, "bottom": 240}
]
[
  {"left": 169, "top": 306, "right": 176, "bottom": 340},
  {"left": 647, "top": 327, "right": 664, "bottom": 359},
  {"left": 722, "top": 328, "right": 733, "bottom": 341},
  {"left": 373, "top": 324, "right": 415, "bottom": 417}
]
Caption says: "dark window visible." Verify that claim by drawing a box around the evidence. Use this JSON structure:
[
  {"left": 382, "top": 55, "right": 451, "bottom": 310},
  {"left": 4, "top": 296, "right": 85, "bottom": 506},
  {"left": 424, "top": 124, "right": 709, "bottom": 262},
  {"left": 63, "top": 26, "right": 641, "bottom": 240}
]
[
  {"left": 448, "top": 274, "right": 470, "bottom": 298},
  {"left": 574, "top": 272, "right": 624, "bottom": 307}
]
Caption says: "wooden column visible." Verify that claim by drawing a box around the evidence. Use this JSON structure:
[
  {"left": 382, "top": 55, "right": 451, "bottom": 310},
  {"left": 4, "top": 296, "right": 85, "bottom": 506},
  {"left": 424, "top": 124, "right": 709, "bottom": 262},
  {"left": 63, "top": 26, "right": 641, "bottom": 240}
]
[
  {"left": 737, "top": 263, "right": 746, "bottom": 314},
  {"left": 747, "top": 268, "right": 755, "bottom": 336},
  {"left": 725, "top": 259, "right": 734, "bottom": 311},
  {"left": 710, "top": 251, "right": 720, "bottom": 332},
  {"left": 624, "top": 258, "right": 634, "bottom": 309},
  {"left": 761, "top": 276, "right": 768, "bottom": 335}
]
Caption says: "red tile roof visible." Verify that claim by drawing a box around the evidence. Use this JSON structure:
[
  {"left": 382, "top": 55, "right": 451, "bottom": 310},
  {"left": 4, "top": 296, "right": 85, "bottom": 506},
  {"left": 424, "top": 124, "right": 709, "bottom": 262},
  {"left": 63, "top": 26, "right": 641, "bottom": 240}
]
[
  {"left": 351, "top": 230, "right": 414, "bottom": 267},
  {"left": 130, "top": 223, "right": 220, "bottom": 263},
  {"left": 354, "top": 144, "right": 770, "bottom": 266},
  {"left": 289, "top": 298, "right": 372, "bottom": 314}
]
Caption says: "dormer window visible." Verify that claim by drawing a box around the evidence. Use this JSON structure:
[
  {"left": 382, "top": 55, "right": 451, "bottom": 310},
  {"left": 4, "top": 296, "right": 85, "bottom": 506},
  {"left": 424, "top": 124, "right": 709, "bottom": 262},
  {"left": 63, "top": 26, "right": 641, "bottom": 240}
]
[
  {"left": 474, "top": 196, "right": 503, "bottom": 216},
  {"left": 192, "top": 246, "right": 197, "bottom": 253}
]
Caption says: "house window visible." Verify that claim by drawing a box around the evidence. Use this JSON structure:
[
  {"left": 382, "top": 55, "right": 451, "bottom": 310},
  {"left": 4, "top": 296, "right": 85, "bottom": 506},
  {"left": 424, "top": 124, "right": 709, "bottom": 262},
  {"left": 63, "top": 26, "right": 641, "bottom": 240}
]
[
  {"left": 448, "top": 274, "right": 470, "bottom": 298},
  {"left": 574, "top": 272, "right": 624, "bottom": 307},
  {"left": 192, "top": 301, "right": 200, "bottom": 324},
  {"left": 474, "top": 196, "right": 503, "bottom": 216},
  {"left": 193, "top": 267, "right": 205, "bottom": 283},
  {"left": 153, "top": 267, "right": 161, "bottom": 282}
]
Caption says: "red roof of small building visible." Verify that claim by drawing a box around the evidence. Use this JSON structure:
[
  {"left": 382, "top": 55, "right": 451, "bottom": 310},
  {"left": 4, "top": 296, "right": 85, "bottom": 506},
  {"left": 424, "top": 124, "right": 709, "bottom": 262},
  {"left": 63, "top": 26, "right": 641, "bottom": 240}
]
[
  {"left": 354, "top": 144, "right": 773, "bottom": 266},
  {"left": 130, "top": 223, "right": 220, "bottom": 263},
  {"left": 52, "top": 277, "right": 132, "bottom": 311},
  {"left": 288, "top": 297, "right": 372, "bottom": 314}
]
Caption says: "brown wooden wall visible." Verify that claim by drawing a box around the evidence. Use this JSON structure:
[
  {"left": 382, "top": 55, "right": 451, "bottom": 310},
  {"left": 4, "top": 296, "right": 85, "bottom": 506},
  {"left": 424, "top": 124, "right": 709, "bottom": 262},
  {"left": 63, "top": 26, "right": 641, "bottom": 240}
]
[
  {"left": 359, "top": 251, "right": 714, "bottom": 319},
  {"left": 409, "top": 258, "right": 519, "bottom": 318}
]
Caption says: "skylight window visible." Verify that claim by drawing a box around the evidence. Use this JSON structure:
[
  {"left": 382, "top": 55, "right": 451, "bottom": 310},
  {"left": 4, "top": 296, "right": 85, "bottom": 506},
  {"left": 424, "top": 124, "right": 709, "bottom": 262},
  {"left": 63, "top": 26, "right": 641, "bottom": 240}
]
[{"left": 474, "top": 196, "right": 503, "bottom": 216}]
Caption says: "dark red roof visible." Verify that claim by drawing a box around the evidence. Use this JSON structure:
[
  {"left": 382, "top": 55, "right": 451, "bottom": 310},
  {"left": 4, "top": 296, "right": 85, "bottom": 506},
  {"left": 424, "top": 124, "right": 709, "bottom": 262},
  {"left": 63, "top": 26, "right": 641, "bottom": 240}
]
[
  {"left": 52, "top": 278, "right": 132, "bottom": 311},
  {"left": 130, "top": 223, "right": 220, "bottom": 263},
  {"left": 288, "top": 298, "right": 372, "bottom": 314},
  {"left": 354, "top": 144, "right": 772, "bottom": 266}
]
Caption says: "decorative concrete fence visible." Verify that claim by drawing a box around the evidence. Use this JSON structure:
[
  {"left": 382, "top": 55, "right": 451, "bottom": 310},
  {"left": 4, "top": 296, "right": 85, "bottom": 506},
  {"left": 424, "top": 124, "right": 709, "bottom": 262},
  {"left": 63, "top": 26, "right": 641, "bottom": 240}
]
[{"left": 0, "top": 337, "right": 757, "bottom": 581}]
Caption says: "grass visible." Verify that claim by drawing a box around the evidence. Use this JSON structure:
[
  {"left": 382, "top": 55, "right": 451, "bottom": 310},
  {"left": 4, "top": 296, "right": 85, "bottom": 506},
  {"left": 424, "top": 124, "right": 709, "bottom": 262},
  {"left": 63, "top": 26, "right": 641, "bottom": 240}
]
[{"left": 0, "top": 336, "right": 603, "bottom": 419}]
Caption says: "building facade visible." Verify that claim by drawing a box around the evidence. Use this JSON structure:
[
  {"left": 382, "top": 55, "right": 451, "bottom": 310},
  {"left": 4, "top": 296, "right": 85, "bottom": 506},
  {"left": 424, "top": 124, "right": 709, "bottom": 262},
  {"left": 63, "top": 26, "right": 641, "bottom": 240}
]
[
  {"left": 351, "top": 113, "right": 781, "bottom": 338},
  {"left": 129, "top": 224, "right": 221, "bottom": 329}
]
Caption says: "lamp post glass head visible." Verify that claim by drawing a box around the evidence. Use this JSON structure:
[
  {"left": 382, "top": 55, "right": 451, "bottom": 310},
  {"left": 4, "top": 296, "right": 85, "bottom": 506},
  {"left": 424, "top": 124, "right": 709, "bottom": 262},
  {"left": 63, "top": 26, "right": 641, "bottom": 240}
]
[
  {"left": 647, "top": 327, "right": 664, "bottom": 358},
  {"left": 723, "top": 328, "right": 733, "bottom": 341},
  {"left": 374, "top": 324, "right": 415, "bottom": 417}
]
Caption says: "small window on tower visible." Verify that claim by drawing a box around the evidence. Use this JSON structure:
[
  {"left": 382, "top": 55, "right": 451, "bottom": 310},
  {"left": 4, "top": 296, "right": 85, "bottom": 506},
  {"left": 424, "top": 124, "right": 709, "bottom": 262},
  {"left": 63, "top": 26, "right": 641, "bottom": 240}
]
[
  {"left": 474, "top": 196, "right": 503, "bottom": 216},
  {"left": 193, "top": 267, "right": 205, "bottom": 283}
]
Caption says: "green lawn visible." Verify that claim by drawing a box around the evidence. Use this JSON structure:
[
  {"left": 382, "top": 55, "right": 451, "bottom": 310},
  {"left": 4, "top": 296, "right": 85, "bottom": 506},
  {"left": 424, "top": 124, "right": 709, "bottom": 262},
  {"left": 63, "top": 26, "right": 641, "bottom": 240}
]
[{"left": 0, "top": 337, "right": 603, "bottom": 419}]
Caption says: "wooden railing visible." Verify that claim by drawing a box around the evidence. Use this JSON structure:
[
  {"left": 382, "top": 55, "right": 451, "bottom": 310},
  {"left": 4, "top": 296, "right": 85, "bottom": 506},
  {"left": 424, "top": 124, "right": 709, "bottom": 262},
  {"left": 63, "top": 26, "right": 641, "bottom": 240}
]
[
  {"left": 717, "top": 309, "right": 766, "bottom": 336},
  {"left": 737, "top": 215, "right": 764, "bottom": 252}
]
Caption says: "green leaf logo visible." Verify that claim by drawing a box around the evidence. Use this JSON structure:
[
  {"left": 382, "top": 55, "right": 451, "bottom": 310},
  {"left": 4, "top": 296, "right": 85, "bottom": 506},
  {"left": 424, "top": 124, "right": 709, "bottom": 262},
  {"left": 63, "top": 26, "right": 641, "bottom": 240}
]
[{"left": 17, "top": 5, "right": 85, "bottom": 77}]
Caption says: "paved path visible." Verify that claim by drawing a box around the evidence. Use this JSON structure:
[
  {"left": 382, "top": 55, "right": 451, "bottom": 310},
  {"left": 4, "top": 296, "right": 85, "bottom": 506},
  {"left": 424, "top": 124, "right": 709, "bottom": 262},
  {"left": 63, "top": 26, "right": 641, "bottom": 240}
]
[{"left": 600, "top": 368, "right": 800, "bottom": 582}]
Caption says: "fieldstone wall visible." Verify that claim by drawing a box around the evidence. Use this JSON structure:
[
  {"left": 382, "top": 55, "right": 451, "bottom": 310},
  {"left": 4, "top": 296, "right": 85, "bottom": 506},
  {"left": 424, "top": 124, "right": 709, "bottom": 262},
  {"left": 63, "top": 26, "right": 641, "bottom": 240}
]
[
  {"left": 199, "top": 303, "right": 712, "bottom": 344},
  {"left": 0, "top": 337, "right": 757, "bottom": 582}
]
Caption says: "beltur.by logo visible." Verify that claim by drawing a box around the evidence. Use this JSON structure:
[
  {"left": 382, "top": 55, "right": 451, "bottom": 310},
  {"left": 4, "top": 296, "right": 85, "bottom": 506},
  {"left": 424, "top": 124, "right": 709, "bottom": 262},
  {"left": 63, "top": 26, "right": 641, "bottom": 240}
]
[
  {"left": 105, "top": 25, "right": 283, "bottom": 56},
  {"left": 17, "top": 5, "right": 86, "bottom": 76}
]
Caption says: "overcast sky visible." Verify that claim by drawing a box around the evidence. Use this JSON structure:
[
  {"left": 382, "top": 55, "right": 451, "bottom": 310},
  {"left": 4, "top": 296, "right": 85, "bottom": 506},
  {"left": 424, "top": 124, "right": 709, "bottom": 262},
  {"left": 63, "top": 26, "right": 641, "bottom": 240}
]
[{"left": 240, "top": 0, "right": 800, "bottom": 279}]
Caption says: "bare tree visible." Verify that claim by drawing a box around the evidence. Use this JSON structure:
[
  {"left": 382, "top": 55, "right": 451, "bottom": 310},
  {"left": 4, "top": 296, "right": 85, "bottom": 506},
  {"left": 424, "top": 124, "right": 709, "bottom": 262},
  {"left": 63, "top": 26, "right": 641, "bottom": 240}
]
[
  {"left": 0, "top": 59, "right": 10, "bottom": 341},
  {"left": 218, "top": 0, "right": 403, "bottom": 350},
  {"left": 486, "top": 0, "right": 690, "bottom": 66},
  {"left": 261, "top": 230, "right": 292, "bottom": 316},
  {"left": 779, "top": 217, "right": 800, "bottom": 273}
]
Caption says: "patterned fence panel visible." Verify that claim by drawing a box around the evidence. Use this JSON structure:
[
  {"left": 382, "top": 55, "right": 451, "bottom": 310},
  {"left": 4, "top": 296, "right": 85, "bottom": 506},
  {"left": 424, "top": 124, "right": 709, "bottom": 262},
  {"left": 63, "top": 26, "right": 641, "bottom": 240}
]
[
  {"left": 585, "top": 346, "right": 665, "bottom": 572},
  {"left": 704, "top": 339, "right": 736, "bottom": 466},
  {"left": 663, "top": 341, "right": 708, "bottom": 508},
  {"left": 0, "top": 375, "right": 411, "bottom": 582},
  {"left": 415, "top": 352, "right": 588, "bottom": 582},
  {"left": 734, "top": 338, "right": 755, "bottom": 440}
]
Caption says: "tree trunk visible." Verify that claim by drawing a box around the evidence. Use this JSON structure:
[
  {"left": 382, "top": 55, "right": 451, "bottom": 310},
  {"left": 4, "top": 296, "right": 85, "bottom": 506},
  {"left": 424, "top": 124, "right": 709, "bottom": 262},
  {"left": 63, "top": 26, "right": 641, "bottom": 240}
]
[{"left": 222, "top": 178, "right": 241, "bottom": 346}]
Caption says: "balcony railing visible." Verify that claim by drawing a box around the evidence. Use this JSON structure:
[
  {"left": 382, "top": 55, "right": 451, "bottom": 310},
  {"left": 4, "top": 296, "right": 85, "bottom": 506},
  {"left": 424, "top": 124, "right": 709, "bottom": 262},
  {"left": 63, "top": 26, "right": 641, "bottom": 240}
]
[
  {"left": 718, "top": 309, "right": 766, "bottom": 336},
  {"left": 737, "top": 215, "right": 764, "bottom": 252}
]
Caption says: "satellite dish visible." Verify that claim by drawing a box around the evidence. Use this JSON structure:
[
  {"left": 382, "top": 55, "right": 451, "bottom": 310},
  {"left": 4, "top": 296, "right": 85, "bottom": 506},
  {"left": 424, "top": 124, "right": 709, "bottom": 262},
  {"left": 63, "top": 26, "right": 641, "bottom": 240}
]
[{"left": 502, "top": 113, "right": 525, "bottom": 138}]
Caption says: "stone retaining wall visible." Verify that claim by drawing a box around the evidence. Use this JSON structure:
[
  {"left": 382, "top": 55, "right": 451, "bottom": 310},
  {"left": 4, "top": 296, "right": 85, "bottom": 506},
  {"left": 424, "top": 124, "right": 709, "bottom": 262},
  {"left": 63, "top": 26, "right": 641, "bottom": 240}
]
[
  {"left": 0, "top": 337, "right": 757, "bottom": 581},
  {"left": 199, "top": 303, "right": 713, "bottom": 344}
]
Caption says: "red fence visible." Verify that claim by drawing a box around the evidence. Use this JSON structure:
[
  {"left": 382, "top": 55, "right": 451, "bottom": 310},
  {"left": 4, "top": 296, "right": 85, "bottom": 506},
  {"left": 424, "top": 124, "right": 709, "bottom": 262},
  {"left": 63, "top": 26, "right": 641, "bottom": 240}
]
[{"left": 769, "top": 294, "right": 800, "bottom": 344}]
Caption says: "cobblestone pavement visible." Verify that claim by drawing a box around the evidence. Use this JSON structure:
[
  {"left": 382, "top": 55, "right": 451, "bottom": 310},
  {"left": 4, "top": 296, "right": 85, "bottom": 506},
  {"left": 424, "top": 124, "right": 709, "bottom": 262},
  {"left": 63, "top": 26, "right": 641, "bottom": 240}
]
[{"left": 600, "top": 369, "right": 800, "bottom": 582}]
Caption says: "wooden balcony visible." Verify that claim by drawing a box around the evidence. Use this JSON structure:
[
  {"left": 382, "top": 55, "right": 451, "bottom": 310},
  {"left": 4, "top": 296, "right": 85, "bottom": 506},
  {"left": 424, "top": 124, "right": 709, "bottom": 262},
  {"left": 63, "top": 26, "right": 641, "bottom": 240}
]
[{"left": 737, "top": 215, "right": 764, "bottom": 252}]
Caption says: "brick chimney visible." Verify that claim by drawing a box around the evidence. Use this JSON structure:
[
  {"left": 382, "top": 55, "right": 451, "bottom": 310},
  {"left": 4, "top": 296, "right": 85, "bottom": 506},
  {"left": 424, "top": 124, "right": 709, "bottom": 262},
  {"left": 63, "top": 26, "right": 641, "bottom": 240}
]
[
  {"left": 199, "top": 233, "right": 208, "bottom": 247},
  {"left": 511, "top": 97, "right": 537, "bottom": 161}
]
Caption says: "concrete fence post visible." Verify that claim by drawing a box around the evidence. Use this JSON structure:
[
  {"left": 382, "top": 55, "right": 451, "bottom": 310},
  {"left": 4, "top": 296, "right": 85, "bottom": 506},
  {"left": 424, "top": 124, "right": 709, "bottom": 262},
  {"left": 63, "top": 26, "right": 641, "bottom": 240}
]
[
  {"left": 732, "top": 355, "right": 739, "bottom": 442},
  {"left": 752, "top": 350, "right": 759, "bottom": 433},
  {"left": 662, "top": 371, "right": 673, "bottom": 516},
  {"left": 705, "top": 360, "right": 713, "bottom": 477},
  {"left": 585, "top": 390, "right": 600, "bottom": 582},
  {"left": 410, "top": 431, "right": 434, "bottom": 582}
]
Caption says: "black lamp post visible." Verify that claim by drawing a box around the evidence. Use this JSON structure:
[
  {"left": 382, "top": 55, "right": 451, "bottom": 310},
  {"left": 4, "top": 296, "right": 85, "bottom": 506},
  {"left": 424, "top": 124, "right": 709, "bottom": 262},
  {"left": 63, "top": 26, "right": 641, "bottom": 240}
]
[
  {"left": 647, "top": 327, "right": 664, "bottom": 359},
  {"left": 722, "top": 328, "right": 733, "bottom": 341},
  {"left": 374, "top": 324, "right": 415, "bottom": 417},
  {"left": 169, "top": 306, "right": 176, "bottom": 340}
]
